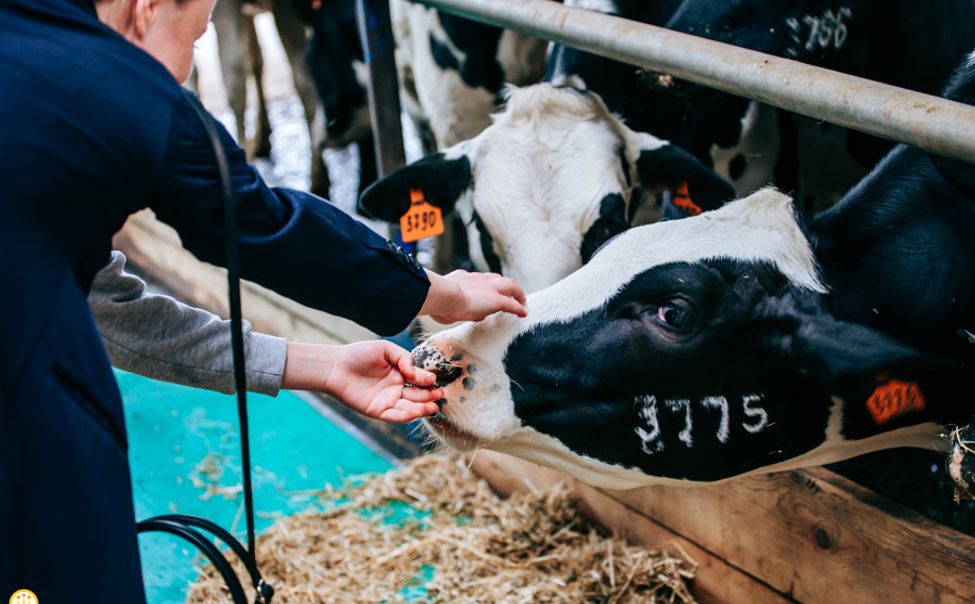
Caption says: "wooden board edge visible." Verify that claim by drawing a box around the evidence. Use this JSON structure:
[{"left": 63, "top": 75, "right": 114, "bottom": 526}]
[{"left": 606, "top": 466, "right": 975, "bottom": 602}]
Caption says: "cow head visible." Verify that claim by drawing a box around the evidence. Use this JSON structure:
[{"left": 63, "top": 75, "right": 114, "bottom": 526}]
[
  {"left": 360, "top": 83, "right": 734, "bottom": 293},
  {"left": 413, "top": 188, "right": 945, "bottom": 488},
  {"left": 306, "top": 0, "right": 371, "bottom": 147}
]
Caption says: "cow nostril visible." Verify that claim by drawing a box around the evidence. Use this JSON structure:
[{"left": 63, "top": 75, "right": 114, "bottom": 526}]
[{"left": 433, "top": 364, "right": 463, "bottom": 387}]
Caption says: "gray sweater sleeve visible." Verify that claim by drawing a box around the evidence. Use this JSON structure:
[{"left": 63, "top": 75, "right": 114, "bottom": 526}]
[{"left": 88, "top": 251, "right": 287, "bottom": 396}]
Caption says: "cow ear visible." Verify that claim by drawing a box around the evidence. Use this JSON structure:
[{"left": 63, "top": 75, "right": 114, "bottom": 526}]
[
  {"left": 358, "top": 150, "right": 473, "bottom": 222},
  {"left": 629, "top": 135, "right": 735, "bottom": 219},
  {"left": 930, "top": 153, "right": 975, "bottom": 199},
  {"left": 753, "top": 291, "right": 956, "bottom": 384}
]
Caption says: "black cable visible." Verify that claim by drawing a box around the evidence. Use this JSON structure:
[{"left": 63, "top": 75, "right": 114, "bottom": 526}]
[
  {"left": 182, "top": 91, "right": 256, "bottom": 559},
  {"left": 138, "top": 90, "right": 273, "bottom": 604},
  {"left": 148, "top": 514, "right": 263, "bottom": 589},
  {"left": 136, "top": 518, "right": 249, "bottom": 604}
]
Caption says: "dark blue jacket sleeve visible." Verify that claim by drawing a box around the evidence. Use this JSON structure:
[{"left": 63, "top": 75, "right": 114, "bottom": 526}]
[{"left": 149, "top": 93, "right": 429, "bottom": 336}]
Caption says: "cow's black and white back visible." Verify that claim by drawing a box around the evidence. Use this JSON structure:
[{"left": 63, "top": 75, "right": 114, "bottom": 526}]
[{"left": 551, "top": 0, "right": 975, "bottom": 210}]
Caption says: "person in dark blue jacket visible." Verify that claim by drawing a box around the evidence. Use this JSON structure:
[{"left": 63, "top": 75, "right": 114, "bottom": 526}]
[{"left": 0, "top": 0, "right": 528, "bottom": 601}]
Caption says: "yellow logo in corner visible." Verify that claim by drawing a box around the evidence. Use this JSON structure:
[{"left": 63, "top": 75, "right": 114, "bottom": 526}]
[{"left": 9, "top": 590, "right": 38, "bottom": 604}]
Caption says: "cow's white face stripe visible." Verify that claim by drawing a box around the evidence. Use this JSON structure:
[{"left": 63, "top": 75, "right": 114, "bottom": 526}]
[
  {"left": 522, "top": 187, "right": 824, "bottom": 327},
  {"left": 457, "top": 83, "right": 649, "bottom": 293}
]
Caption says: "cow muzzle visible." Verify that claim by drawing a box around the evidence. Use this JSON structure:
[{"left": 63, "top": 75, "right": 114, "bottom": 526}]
[
  {"left": 412, "top": 334, "right": 520, "bottom": 447},
  {"left": 412, "top": 343, "right": 465, "bottom": 387}
]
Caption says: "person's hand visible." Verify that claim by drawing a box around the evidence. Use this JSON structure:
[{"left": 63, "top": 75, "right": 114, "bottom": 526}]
[
  {"left": 282, "top": 341, "right": 442, "bottom": 423},
  {"left": 419, "top": 269, "right": 527, "bottom": 324}
]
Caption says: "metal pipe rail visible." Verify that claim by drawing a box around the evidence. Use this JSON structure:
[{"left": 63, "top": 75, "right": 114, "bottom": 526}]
[{"left": 416, "top": 0, "right": 975, "bottom": 163}]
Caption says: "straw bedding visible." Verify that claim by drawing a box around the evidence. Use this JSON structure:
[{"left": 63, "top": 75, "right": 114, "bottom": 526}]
[{"left": 187, "top": 454, "right": 696, "bottom": 603}]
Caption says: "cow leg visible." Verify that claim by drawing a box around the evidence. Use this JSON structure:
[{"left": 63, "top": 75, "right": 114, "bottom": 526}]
[
  {"left": 268, "top": 0, "right": 330, "bottom": 197},
  {"left": 248, "top": 14, "right": 273, "bottom": 158},
  {"left": 212, "top": 0, "right": 248, "bottom": 147}
]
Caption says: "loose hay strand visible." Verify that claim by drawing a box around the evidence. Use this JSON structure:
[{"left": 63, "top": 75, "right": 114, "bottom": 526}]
[{"left": 187, "top": 453, "right": 695, "bottom": 603}]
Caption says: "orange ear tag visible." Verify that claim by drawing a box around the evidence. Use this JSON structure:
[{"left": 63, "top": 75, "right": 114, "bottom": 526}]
[
  {"left": 865, "top": 378, "right": 926, "bottom": 425},
  {"left": 672, "top": 181, "right": 703, "bottom": 216},
  {"left": 400, "top": 188, "right": 445, "bottom": 243}
]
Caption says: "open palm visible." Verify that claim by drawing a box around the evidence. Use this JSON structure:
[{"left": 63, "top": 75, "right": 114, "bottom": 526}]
[{"left": 325, "top": 341, "right": 442, "bottom": 423}]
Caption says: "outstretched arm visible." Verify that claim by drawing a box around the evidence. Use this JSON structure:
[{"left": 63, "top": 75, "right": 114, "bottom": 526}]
[
  {"left": 283, "top": 341, "right": 442, "bottom": 423},
  {"left": 89, "top": 251, "right": 286, "bottom": 395},
  {"left": 90, "top": 252, "right": 440, "bottom": 422},
  {"left": 149, "top": 93, "right": 525, "bottom": 336}
]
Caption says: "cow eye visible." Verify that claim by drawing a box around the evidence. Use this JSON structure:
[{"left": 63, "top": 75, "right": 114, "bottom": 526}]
[{"left": 652, "top": 300, "right": 695, "bottom": 332}]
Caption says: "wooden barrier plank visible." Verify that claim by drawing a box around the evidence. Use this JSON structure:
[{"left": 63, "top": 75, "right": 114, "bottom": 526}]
[
  {"left": 608, "top": 468, "right": 975, "bottom": 603},
  {"left": 469, "top": 451, "right": 790, "bottom": 603},
  {"left": 469, "top": 450, "right": 975, "bottom": 603}
]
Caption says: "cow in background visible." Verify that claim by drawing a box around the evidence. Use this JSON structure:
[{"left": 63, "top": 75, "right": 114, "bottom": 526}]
[
  {"left": 211, "top": 0, "right": 330, "bottom": 196},
  {"left": 360, "top": 0, "right": 731, "bottom": 293},
  {"left": 328, "top": 0, "right": 560, "bottom": 272},
  {"left": 389, "top": 0, "right": 553, "bottom": 151},
  {"left": 576, "top": 0, "right": 975, "bottom": 211},
  {"left": 411, "top": 53, "right": 975, "bottom": 490},
  {"left": 360, "top": 83, "right": 733, "bottom": 294},
  {"left": 293, "top": 0, "right": 555, "bottom": 253}
]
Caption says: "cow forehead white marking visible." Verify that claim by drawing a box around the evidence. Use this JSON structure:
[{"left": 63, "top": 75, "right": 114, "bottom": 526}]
[
  {"left": 515, "top": 187, "right": 825, "bottom": 328},
  {"left": 433, "top": 187, "right": 823, "bottom": 387}
]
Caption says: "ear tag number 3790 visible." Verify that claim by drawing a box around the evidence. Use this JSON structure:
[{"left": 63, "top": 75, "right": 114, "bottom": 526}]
[{"left": 400, "top": 188, "right": 444, "bottom": 243}]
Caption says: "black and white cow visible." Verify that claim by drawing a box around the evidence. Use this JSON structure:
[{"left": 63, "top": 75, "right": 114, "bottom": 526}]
[
  {"left": 599, "top": 0, "right": 975, "bottom": 210},
  {"left": 297, "top": 0, "right": 554, "bottom": 213},
  {"left": 361, "top": 83, "right": 733, "bottom": 293},
  {"left": 303, "top": 0, "right": 554, "bottom": 154},
  {"left": 298, "top": 0, "right": 377, "bottom": 195},
  {"left": 390, "top": 0, "right": 552, "bottom": 150},
  {"left": 411, "top": 54, "right": 975, "bottom": 490}
]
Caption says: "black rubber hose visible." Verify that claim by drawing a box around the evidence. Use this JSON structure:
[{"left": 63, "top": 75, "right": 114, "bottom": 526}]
[{"left": 137, "top": 518, "right": 248, "bottom": 604}]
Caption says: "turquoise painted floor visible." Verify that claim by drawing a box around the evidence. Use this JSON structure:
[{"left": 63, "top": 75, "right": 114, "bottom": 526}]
[{"left": 118, "top": 370, "right": 393, "bottom": 604}]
